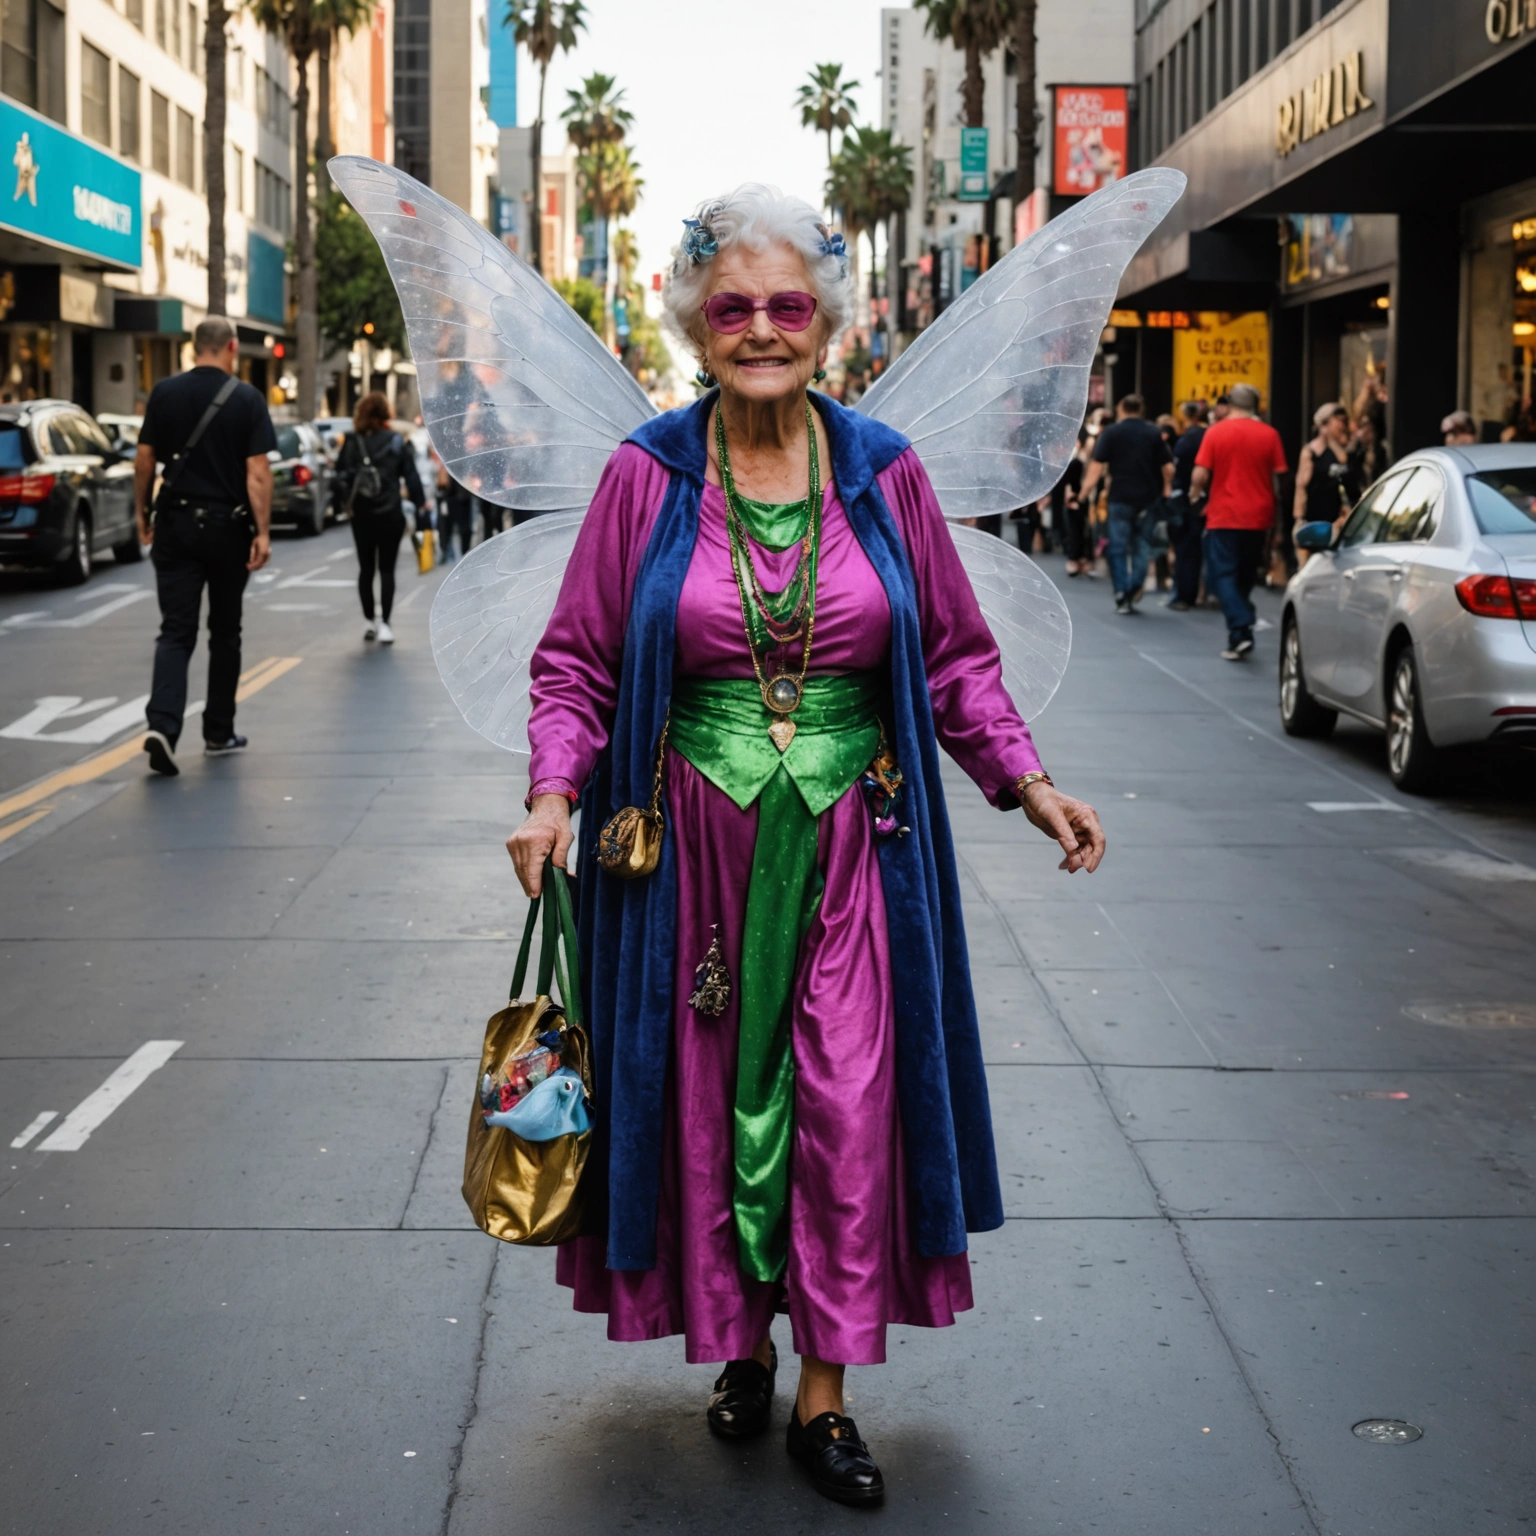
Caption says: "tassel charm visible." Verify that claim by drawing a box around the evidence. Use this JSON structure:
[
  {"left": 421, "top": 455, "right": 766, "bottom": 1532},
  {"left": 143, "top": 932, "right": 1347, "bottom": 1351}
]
[{"left": 688, "top": 924, "right": 731, "bottom": 1016}]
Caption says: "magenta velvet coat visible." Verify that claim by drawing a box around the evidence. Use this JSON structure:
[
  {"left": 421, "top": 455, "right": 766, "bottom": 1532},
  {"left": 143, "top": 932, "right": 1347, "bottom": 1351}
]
[{"left": 524, "top": 414, "right": 1043, "bottom": 1367}]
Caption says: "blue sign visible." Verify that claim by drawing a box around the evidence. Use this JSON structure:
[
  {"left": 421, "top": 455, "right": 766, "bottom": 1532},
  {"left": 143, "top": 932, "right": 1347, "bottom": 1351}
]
[
  {"left": 247, "top": 232, "right": 286, "bottom": 324},
  {"left": 0, "top": 97, "right": 141, "bottom": 267}
]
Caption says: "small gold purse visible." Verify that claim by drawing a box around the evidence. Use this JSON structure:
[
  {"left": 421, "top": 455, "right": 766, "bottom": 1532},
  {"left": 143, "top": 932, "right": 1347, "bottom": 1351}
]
[{"left": 597, "top": 717, "right": 668, "bottom": 880}]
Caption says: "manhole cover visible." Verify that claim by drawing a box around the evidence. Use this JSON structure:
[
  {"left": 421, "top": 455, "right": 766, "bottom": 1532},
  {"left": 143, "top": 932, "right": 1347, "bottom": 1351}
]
[
  {"left": 1352, "top": 1419, "right": 1423, "bottom": 1445},
  {"left": 1404, "top": 1003, "right": 1536, "bottom": 1030}
]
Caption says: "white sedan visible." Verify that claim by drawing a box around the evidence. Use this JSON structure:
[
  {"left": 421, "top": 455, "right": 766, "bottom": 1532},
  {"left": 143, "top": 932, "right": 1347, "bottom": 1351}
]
[{"left": 1280, "top": 444, "right": 1536, "bottom": 791}]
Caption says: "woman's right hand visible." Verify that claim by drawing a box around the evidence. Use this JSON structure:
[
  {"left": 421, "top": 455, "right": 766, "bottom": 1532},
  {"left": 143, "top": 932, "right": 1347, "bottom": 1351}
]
[{"left": 507, "top": 795, "right": 574, "bottom": 898}]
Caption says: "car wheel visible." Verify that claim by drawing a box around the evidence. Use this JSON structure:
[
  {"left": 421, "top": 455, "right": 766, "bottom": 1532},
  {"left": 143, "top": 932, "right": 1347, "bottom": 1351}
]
[
  {"left": 310, "top": 497, "right": 325, "bottom": 536},
  {"left": 1386, "top": 646, "right": 1439, "bottom": 793},
  {"left": 59, "top": 507, "right": 92, "bottom": 585},
  {"left": 1279, "top": 617, "right": 1336, "bottom": 738}
]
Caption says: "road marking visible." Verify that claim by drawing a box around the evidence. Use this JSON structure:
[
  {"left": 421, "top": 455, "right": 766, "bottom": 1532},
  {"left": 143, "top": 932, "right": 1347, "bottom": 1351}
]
[
  {"left": 264, "top": 602, "right": 331, "bottom": 612},
  {"left": 1308, "top": 801, "right": 1411, "bottom": 814},
  {"left": 0, "top": 804, "right": 53, "bottom": 843},
  {"left": 0, "top": 656, "right": 300, "bottom": 823},
  {"left": 36, "top": 1041, "right": 183, "bottom": 1150},
  {"left": 1386, "top": 847, "right": 1536, "bottom": 882},
  {"left": 3, "top": 589, "right": 152, "bottom": 629},
  {"left": 235, "top": 656, "right": 301, "bottom": 700},
  {"left": 276, "top": 578, "right": 354, "bottom": 589},
  {"left": 10, "top": 1110, "right": 58, "bottom": 1148},
  {"left": 394, "top": 586, "right": 425, "bottom": 613},
  {"left": 1, "top": 694, "right": 152, "bottom": 744}
]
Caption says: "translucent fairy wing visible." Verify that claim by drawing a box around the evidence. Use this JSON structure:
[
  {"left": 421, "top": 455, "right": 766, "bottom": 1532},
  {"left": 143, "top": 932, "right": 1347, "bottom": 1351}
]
[
  {"left": 429, "top": 515, "right": 583, "bottom": 755},
  {"left": 329, "top": 156, "right": 655, "bottom": 514},
  {"left": 950, "top": 525, "right": 1073, "bottom": 720},
  {"left": 856, "top": 168, "right": 1186, "bottom": 520}
]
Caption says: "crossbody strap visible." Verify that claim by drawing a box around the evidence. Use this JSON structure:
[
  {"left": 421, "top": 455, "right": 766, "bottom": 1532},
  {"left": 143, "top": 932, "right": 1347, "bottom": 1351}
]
[{"left": 159, "top": 375, "right": 239, "bottom": 499}]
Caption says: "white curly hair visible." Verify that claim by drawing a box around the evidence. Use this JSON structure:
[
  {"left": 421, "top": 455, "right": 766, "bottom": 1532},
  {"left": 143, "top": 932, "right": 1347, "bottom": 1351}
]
[{"left": 662, "top": 183, "right": 855, "bottom": 349}]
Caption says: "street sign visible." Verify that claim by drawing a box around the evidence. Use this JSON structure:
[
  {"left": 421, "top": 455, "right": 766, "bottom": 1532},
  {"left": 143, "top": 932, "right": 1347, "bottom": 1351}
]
[{"left": 958, "top": 126, "right": 988, "bottom": 201}]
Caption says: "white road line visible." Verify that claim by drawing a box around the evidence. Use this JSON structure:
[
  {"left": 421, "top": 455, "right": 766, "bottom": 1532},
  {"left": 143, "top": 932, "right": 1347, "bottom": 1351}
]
[
  {"left": 36, "top": 1040, "right": 184, "bottom": 1151},
  {"left": 10, "top": 1110, "right": 58, "bottom": 1148},
  {"left": 1308, "top": 801, "right": 1412, "bottom": 814},
  {"left": 5, "top": 590, "right": 152, "bottom": 629}
]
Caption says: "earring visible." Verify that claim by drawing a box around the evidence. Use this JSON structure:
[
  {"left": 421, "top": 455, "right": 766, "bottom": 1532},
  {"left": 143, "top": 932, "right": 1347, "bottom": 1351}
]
[
  {"left": 695, "top": 367, "right": 716, "bottom": 388},
  {"left": 813, "top": 367, "right": 827, "bottom": 382}
]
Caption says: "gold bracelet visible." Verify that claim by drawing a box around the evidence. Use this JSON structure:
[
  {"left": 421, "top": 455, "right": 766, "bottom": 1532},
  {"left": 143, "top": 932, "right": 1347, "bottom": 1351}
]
[{"left": 1015, "top": 771, "right": 1053, "bottom": 799}]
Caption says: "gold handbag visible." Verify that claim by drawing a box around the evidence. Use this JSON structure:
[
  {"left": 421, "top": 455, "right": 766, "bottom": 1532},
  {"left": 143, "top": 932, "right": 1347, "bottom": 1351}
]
[
  {"left": 597, "top": 717, "right": 668, "bottom": 880},
  {"left": 462, "top": 861, "right": 593, "bottom": 1245}
]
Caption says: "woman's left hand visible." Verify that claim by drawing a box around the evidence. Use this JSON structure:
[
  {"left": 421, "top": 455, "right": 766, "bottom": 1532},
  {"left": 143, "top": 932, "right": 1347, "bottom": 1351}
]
[{"left": 1021, "top": 783, "right": 1105, "bottom": 874}]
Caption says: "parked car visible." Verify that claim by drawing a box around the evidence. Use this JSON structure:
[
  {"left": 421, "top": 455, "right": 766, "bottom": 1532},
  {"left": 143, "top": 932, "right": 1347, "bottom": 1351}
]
[
  {"left": 268, "top": 422, "right": 335, "bottom": 536},
  {"left": 312, "top": 416, "right": 353, "bottom": 462},
  {"left": 1280, "top": 444, "right": 1536, "bottom": 790},
  {"left": 97, "top": 412, "right": 144, "bottom": 454},
  {"left": 0, "top": 399, "right": 139, "bottom": 583}
]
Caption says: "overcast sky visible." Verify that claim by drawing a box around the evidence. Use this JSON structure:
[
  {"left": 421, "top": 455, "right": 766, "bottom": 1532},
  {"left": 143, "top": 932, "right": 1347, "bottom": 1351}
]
[{"left": 516, "top": 0, "right": 891, "bottom": 294}]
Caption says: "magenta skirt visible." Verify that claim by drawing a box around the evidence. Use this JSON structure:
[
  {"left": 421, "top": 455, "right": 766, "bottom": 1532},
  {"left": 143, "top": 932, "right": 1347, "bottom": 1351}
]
[{"left": 556, "top": 750, "right": 973, "bottom": 1366}]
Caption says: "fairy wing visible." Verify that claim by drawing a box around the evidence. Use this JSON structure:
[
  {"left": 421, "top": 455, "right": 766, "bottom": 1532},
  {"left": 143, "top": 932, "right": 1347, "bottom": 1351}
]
[
  {"left": 329, "top": 155, "right": 655, "bottom": 514},
  {"left": 428, "top": 514, "right": 584, "bottom": 756},
  {"left": 856, "top": 167, "right": 1186, "bottom": 519},
  {"left": 859, "top": 168, "right": 1184, "bottom": 718},
  {"left": 949, "top": 525, "right": 1072, "bottom": 721}
]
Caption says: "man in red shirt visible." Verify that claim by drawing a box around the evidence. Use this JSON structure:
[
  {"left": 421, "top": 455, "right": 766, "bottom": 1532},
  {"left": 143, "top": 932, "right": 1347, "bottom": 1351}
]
[{"left": 1191, "top": 383, "right": 1287, "bottom": 661}]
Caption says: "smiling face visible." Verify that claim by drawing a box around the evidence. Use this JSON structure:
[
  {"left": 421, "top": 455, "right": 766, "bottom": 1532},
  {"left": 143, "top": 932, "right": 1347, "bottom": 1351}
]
[{"left": 697, "top": 243, "right": 828, "bottom": 406}]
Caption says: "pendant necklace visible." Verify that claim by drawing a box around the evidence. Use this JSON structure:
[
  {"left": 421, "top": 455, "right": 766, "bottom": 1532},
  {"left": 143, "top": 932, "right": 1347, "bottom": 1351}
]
[{"left": 715, "top": 401, "right": 822, "bottom": 753}]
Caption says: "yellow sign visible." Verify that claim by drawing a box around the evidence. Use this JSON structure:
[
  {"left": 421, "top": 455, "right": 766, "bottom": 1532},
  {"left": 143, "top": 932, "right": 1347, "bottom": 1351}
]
[
  {"left": 1275, "top": 50, "right": 1373, "bottom": 157},
  {"left": 1172, "top": 312, "right": 1270, "bottom": 409}
]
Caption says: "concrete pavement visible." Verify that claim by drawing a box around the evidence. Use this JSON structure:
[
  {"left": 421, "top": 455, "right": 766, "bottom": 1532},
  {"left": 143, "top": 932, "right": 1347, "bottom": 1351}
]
[{"left": 1, "top": 531, "right": 1533, "bottom": 1534}]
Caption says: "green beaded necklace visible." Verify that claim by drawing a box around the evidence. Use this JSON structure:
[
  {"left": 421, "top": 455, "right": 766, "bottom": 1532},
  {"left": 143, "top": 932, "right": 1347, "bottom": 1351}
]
[{"left": 714, "top": 401, "right": 822, "bottom": 750}]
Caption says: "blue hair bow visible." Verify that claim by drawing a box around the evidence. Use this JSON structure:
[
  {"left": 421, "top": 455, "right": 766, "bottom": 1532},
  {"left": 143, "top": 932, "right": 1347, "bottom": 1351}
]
[
  {"left": 819, "top": 229, "right": 847, "bottom": 261},
  {"left": 680, "top": 217, "right": 718, "bottom": 265}
]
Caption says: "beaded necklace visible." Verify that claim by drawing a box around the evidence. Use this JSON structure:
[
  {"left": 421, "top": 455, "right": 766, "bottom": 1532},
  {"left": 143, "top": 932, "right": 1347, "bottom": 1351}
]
[{"left": 714, "top": 401, "right": 822, "bottom": 752}]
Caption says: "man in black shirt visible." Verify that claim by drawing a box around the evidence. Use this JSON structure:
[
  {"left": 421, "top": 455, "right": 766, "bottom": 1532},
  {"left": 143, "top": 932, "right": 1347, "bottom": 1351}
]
[
  {"left": 1079, "top": 393, "right": 1173, "bottom": 614},
  {"left": 135, "top": 315, "right": 277, "bottom": 776}
]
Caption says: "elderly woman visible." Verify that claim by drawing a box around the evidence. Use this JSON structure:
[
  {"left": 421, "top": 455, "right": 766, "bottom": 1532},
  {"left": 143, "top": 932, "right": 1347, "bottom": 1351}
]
[{"left": 506, "top": 185, "right": 1104, "bottom": 1506}]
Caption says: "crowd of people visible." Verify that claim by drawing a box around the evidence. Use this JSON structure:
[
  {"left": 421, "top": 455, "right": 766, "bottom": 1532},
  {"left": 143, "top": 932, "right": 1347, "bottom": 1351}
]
[{"left": 1009, "top": 379, "right": 1397, "bottom": 663}]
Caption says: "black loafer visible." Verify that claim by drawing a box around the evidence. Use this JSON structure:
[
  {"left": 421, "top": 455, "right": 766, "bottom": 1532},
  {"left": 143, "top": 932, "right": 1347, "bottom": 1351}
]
[
  {"left": 706, "top": 1342, "right": 776, "bottom": 1439},
  {"left": 786, "top": 1405, "right": 885, "bottom": 1505}
]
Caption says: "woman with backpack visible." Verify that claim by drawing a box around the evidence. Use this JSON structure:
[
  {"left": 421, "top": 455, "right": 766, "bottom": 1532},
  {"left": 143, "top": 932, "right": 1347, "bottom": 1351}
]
[{"left": 335, "top": 391, "right": 426, "bottom": 643}]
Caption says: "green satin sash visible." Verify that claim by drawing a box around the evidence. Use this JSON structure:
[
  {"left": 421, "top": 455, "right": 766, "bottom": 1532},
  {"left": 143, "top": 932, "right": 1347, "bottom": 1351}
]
[{"left": 670, "top": 672, "right": 881, "bottom": 1281}]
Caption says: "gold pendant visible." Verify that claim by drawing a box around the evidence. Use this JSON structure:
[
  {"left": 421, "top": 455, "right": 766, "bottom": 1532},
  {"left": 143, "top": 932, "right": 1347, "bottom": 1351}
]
[{"left": 768, "top": 718, "right": 797, "bottom": 753}]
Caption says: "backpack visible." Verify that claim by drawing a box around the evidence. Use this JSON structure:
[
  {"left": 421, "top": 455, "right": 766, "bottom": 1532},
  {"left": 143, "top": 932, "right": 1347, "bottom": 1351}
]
[{"left": 347, "top": 431, "right": 399, "bottom": 511}]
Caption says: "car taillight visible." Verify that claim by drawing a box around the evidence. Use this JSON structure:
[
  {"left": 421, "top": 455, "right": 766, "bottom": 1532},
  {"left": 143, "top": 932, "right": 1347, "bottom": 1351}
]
[
  {"left": 293, "top": 463, "right": 313, "bottom": 486},
  {"left": 1455, "top": 573, "right": 1536, "bottom": 619},
  {"left": 0, "top": 471, "right": 55, "bottom": 502}
]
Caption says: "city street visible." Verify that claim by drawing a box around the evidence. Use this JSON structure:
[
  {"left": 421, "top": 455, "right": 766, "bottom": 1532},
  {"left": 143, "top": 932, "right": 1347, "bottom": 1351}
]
[{"left": 2, "top": 531, "right": 1534, "bottom": 1536}]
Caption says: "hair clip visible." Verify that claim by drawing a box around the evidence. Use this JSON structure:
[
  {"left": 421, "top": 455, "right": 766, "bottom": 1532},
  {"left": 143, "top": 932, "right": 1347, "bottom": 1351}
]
[
  {"left": 816, "top": 225, "right": 848, "bottom": 280},
  {"left": 680, "top": 217, "right": 718, "bottom": 265}
]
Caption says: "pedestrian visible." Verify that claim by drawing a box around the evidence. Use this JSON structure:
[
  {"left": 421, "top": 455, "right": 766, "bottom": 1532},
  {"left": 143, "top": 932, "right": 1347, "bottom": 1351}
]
[
  {"left": 135, "top": 314, "right": 275, "bottom": 778},
  {"left": 334, "top": 391, "right": 426, "bottom": 645},
  {"left": 1056, "top": 428, "right": 1090, "bottom": 574},
  {"left": 1351, "top": 409, "right": 1390, "bottom": 484},
  {"left": 436, "top": 461, "right": 476, "bottom": 564},
  {"left": 508, "top": 183, "right": 1106, "bottom": 1507},
  {"left": 1077, "top": 393, "right": 1173, "bottom": 614},
  {"left": 1292, "top": 402, "right": 1362, "bottom": 537},
  {"left": 1191, "top": 382, "right": 1287, "bottom": 662},
  {"left": 1167, "top": 400, "right": 1207, "bottom": 611},
  {"left": 1441, "top": 409, "right": 1478, "bottom": 447}
]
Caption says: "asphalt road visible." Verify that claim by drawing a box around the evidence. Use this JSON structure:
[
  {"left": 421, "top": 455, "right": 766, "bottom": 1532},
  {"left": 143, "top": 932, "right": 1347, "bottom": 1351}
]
[{"left": 2, "top": 529, "right": 1534, "bottom": 1536}]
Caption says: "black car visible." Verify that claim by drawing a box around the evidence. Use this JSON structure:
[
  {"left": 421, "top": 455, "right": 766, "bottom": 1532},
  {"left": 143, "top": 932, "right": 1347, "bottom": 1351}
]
[
  {"left": 0, "top": 400, "right": 139, "bottom": 583},
  {"left": 269, "top": 423, "right": 335, "bottom": 536}
]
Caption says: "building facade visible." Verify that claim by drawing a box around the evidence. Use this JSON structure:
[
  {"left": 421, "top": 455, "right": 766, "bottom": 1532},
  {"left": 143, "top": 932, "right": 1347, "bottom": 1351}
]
[{"left": 1124, "top": 0, "right": 1536, "bottom": 461}]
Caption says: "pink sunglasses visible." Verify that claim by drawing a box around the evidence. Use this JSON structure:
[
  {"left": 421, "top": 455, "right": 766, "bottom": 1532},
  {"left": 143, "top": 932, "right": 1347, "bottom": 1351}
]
[{"left": 702, "top": 291, "right": 819, "bottom": 335}]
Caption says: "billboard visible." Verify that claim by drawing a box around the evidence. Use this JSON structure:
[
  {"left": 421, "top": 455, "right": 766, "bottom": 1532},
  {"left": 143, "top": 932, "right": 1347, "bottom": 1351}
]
[
  {"left": 1052, "top": 86, "right": 1128, "bottom": 196},
  {"left": 1171, "top": 312, "right": 1271, "bottom": 409}
]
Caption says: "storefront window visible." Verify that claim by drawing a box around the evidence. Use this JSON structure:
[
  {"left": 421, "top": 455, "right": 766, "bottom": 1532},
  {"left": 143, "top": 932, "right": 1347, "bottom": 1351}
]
[
  {"left": 1467, "top": 212, "right": 1536, "bottom": 441},
  {"left": 0, "top": 328, "right": 54, "bottom": 401}
]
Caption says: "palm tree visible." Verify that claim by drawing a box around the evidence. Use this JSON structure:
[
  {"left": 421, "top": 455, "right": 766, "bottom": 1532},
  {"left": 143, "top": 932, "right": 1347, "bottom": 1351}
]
[
  {"left": 575, "top": 138, "right": 642, "bottom": 346},
  {"left": 203, "top": 0, "right": 230, "bottom": 313},
  {"left": 796, "top": 62, "right": 859, "bottom": 174},
  {"left": 561, "top": 71, "right": 633, "bottom": 152},
  {"left": 314, "top": 0, "right": 375, "bottom": 200},
  {"left": 507, "top": 0, "right": 586, "bottom": 276},
  {"left": 914, "top": 0, "right": 1012, "bottom": 129},
  {"left": 1011, "top": 0, "right": 1038, "bottom": 206},
  {"left": 827, "top": 127, "right": 913, "bottom": 323}
]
